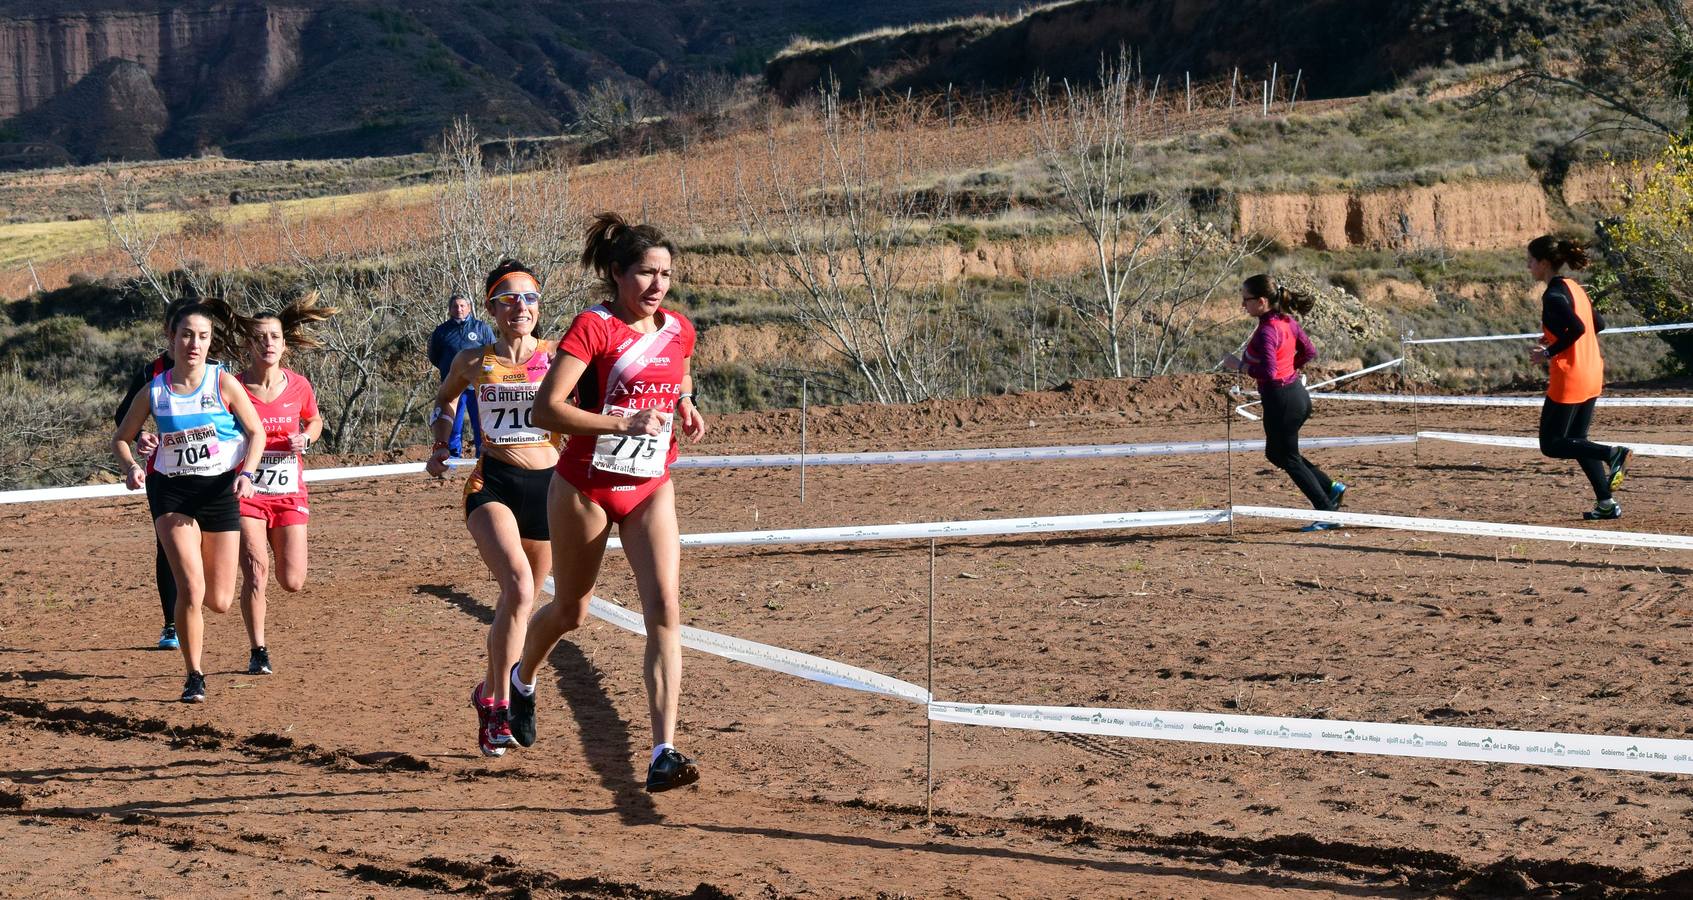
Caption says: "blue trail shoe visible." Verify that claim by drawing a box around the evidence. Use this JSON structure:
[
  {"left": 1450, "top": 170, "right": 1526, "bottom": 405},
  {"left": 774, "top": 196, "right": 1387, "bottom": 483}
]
[
  {"left": 157, "top": 624, "right": 179, "bottom": 650},
  {"left": 1299, "top": 521, "right": 1343, "bottom": 533},
  {"left": 1583, "top": 500, "right": 1622, "bottom": 521},
  {"left": 1328, "top": 481, "right": 1347, "bottom": 510}
]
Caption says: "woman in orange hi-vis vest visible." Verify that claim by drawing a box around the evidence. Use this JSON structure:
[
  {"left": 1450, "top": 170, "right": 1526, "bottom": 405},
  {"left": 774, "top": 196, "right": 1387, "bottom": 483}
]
[{"left": 1526, "top": 235, "right": 1632, "bottom": 520}]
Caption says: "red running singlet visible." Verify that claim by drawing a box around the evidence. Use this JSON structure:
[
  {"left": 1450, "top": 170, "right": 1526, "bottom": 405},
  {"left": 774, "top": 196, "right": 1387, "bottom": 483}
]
[
  {"left": 553, "top": 305, "right": 696, "bottom": 523},
  {"left": 238, "top": 369, "right": 319, "bottom": 528}
]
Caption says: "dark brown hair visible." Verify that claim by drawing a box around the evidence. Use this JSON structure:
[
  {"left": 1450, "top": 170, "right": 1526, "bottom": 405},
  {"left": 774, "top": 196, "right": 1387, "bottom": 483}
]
[
  {"left": 249, "top": 290, "right": 339, "bottom": 352},
  {"left": 165, "top": 296, "right": 249, "bottom": 362},
  {"left": 483, "top": 258, "right": 538, "bottom": 304},
  {"left": 580, "top": 212, "right": 676, "bottom": 296},
  {"left": 1242, "top": 273, "right": 1315, "bottom": 316},
  {"left": 1527, "top": 234, "right": 1589, "bottom": 271}
]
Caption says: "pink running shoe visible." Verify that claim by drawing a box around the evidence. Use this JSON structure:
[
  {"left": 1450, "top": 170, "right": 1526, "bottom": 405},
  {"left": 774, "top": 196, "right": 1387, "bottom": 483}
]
[
  {"left": 489, "top": 703, "right": 516, "bottom": 749},
  {"left": 470, "top": 681, "right": 506, "bottom": 758}
]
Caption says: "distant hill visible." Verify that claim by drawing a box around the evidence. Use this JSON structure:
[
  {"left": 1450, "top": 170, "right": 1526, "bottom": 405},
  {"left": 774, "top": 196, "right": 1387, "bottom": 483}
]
[
  {"left": 765, "top": 0, "right": 1643, "bottom": 102},
  {"left": 0, "top": 0, "right": 1026, "bottom": 166}
]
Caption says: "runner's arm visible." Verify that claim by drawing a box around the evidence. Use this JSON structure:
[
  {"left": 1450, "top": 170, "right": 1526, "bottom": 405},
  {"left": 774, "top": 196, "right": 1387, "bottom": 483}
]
[
  {"left": 221, "top": 371, "right": 267, "bottom": 484},
  {"left": 677, "top": 360, "right": 706, "bottom": 441},
  {"left": 1541, "top": 281, "right": 1585, "bottom": 358},
  {"left": 531, "top": 353, "right": 659, "bottom": 437},
  {"left": 428, "top": 348, "right": 477, "bottom": 451},
  {"left": 112, "top": 389, "right": 152, "bottom": 487}
]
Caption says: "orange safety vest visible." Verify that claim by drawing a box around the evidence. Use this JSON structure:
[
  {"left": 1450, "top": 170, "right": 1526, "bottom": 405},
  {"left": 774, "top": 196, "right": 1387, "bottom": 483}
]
[{"left": 1544, "top": 277, "right": 1604, "bottom": 404}]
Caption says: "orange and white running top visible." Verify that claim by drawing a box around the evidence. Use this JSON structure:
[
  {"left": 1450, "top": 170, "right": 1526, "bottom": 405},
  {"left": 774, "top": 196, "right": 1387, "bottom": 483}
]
[{"left": 473, "top": 339, "right": 561, "bottom": 450}]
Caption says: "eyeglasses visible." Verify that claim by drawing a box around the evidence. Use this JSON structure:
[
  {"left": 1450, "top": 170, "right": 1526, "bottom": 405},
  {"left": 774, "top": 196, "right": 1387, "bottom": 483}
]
[{"left": 490, "top": 291, "right": 541, "bottom": 308}]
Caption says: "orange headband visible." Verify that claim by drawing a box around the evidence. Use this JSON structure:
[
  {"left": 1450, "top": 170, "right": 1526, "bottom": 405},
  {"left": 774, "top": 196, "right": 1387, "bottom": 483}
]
[{"left": 485, "top": 271, "right": 536, "bottom": 301}]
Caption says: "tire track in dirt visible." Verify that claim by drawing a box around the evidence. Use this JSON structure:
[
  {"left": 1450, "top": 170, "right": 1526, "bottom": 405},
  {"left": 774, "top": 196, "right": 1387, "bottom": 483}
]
[{"left": 11, "top": 692, "right": 1687, "bottom": 897}]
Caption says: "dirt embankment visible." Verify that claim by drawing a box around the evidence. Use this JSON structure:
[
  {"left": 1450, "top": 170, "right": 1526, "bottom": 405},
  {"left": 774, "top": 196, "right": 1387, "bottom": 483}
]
[
  {"left": 682, "top": 233, "right": 1100, "bottom": 290},
  {"left": 1236, "top": 179, "right": 1553, "bottom": 252}
]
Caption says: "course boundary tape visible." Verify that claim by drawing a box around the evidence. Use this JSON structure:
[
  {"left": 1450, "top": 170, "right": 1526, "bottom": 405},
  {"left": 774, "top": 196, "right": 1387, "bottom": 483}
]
[
  {"left": 928, "top": 702, "right": 1693, "bottom": 774},
  {"left": 1419, "top": 431, "right": 1693, "bottom": 458},
  {"left": 1311, "top": 392, "right": 1693, "bottom": 408},
  {"left": 0, "top": 435, "right": 1413, "bottom": 506},
  {"left": 1234, "top": 505, "right": 1693, "bottom": 551},
  {"left": 563, "top": 573, "right": 1693, "bottom": 775}
]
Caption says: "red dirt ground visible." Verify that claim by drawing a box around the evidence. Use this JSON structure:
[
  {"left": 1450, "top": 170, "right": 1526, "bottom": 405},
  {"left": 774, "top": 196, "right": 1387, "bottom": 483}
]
[{"left": 4, "top": 376, "right": 1693, "bottom": 898}]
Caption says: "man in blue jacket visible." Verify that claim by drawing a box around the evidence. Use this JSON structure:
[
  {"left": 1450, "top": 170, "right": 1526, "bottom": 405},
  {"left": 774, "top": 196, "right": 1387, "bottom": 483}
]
[{"left": 428, "top": 290, "right": 494, "bottom": 456}]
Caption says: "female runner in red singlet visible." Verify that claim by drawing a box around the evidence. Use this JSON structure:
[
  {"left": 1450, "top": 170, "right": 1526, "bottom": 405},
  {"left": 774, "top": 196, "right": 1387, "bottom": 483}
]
[
  {"left": 506, "top": 213, "right": 708, "bottom": 792},
  {"left": 237, "top": 293, "right": 335, "bottom": 677}
]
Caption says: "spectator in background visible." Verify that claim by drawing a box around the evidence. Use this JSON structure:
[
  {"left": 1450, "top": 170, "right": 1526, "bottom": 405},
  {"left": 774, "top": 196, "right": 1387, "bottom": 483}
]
[{"left": 428, "top": 290, "right": 495, "bottom": 456}]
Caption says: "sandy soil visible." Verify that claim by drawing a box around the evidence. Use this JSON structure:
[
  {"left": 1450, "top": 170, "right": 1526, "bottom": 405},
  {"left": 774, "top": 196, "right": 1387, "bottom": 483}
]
[{"left": 4, "top": 377, "right": 1693, "bottom": 898}]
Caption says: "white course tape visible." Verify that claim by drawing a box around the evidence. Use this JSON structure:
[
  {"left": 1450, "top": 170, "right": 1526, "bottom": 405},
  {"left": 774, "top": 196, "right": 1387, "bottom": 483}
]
[
  {"left": 541, "top": 579, "right": 930, "bottom": 703},
  {"left": 0, "top": 457, "right": 475, "bottom": 506},
  {"left": 1312, "top": 392, "right": 1693, "bottom": 408},
  {"left": 0, "top": 437, "right": 1411, "bottom": 506},
  {"left": 1231, "top": 358, "right": 1404, "bottom": 421},
  {"left": 604, "top": 510, "right": 1233, "bottom": 551},
  {"left": 929, "top": 701, "right": 1693, "bottom": 775},
  {"left": 680, "top": 434, "right": 1410, "bottom": 469},
  {"left": 1419, "top": 431, "right": 1693, "bottom": 458},
  {"left": 1406, "top": 320, "right": 1693, "bottom": 346},
  {"left": 1235, "top": 505, "right": 1693, "bottom": 551}
]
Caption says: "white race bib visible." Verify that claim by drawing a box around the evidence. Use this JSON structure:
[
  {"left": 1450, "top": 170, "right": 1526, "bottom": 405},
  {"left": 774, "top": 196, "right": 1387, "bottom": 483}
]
[
  {"left": 156, "top": 424, "right": 223, "bottom": 476},
  {"left": 253, "top": 451, "right": 300, "bottom": 495},
  {"left": 479, "top": 382, "right": 548, "bottom": 446},
  {"left": 591, "top": 405, "right": 672, "bottom": 478}
]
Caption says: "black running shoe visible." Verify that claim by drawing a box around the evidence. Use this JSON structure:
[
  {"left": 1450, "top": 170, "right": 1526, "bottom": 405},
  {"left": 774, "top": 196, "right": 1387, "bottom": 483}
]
[
  {"left": 507, "top": 665, "right": 537, "bottom": 748},
  {"left": 180, "top": 671, "right": 207, "bottom": 703},
  {"left": 247, "top": 646, "right": 272, "bottom": 675},
  {"left": 646, "top": 748, "right": 700, "bottom": 793},
  {"left": 1607, "top": 447, "right": 1632, "bottom": 492},
  {"left": 1584, "top": 501, "right": 1622, "bottom": 521}
]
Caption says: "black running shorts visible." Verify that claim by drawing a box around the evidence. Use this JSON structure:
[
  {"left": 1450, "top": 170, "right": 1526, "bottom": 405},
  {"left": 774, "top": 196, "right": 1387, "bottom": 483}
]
[
  {"left": 146, "top": 470, "right": 241, "bottom": 533},
  {"left": 464, "top": 455, "right": 552, "bottom": 541}
]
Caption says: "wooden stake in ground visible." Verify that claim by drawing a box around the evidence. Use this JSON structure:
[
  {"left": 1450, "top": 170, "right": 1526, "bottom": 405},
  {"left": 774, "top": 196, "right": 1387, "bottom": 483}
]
[
  {"left": 800, "top": 378, "right": 808, "bottom": 504},
  {"left": 926, "top": 537, "right": 936, "bottom": 825},
  {"left": 1225, "top": 387, "right": 1236, "bottom": 536}
]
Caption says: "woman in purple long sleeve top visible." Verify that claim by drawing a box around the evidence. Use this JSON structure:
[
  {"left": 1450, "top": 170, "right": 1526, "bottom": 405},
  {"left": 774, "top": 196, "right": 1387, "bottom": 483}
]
[{"left": 1223, "top": 274, "right": 1345, "bottom": 530}]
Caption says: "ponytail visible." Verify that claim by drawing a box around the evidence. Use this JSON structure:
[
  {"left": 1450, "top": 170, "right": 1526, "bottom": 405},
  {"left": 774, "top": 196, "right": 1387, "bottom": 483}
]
[
  {"left": 580, "top": 212, "right": 676, "bottom": 296},
  {"left": 250, "top": 290, "right": 338, "bottom": 352},
  {"left": 1527, "top": 234, "right": 1589, "bottom": 272},
  {"left": 1243, "top": 273, "right": 1315, "bottom": 316}
]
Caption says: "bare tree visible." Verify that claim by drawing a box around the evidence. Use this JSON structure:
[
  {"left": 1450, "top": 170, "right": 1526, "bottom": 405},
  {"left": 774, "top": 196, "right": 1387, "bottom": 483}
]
[
  {"left": 570, "top": 78, "right": 659, "bottom": 146},
  {"left": 735, "top": 82, "right": 959, "bottom": 404},
  {"left": 1032, "top": 53, "right": 1261, "bottom": 377},
  {"left": 429, "top": 118, "right": 586, "bottom": 334}
]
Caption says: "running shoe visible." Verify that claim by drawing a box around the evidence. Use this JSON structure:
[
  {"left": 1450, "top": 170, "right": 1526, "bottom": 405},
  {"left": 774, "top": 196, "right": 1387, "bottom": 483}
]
[
  {"left": 1299, "top": 521, "right": 1343, "bottom": 532},
  {"left": 1607, "top": 447, "right": 1632, "bottom": 491},
  {"left": 157, "top": 624, "right": 179, "bottom": 650},
  {"left": 180, "top": 671, "right": 206, "bottom": 704},
  {"left": 1328, "top": 481, "right": 1347, "bottom": 510},
  {"left": 488, "top": 704, "right": 517, "bottom": 749},
  {"left": 470, "top": 682, "right": 506, "bottom": 758},
  {"left": 507, "top": 664, "right": 537, "bottom": 748},
  {"left": 247, "top": 646, "right": 272, "bottom": 675},
  {"left": 1584, "top": 500, "right": 1622, "bottom": 521},
  {"left": 646, "top": 748, "right": 700, "bottom": 793}
]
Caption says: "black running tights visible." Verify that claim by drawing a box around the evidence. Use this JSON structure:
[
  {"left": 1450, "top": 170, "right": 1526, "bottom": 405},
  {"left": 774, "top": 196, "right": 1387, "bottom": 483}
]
[
  {"left": 1259, "top": 381, "right": 1336, "bottom": 511},
  {"left": 1539, "top": 397, "right": 1614, "bottom": 502},
  {"left": 155, "top": 540, "right": 177, "bottom": 627}
]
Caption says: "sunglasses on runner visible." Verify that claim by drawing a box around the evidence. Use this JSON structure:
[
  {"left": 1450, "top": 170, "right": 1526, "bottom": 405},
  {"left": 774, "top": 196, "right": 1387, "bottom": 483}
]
[{"left": 490, "top": 291, "right": 541, "bottom": 307}]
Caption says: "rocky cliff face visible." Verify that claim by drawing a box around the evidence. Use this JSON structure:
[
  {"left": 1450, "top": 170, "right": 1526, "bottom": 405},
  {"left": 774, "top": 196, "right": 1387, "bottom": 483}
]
[
  {"left": 0, "top": 0, "right": 1028, "bottom": 166},
  {"left": 0, "top": 5, "right": 307, "bottom": 120},
  {"left": 1234, "top": 180, "right": 1555, "bottom": 252}
]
